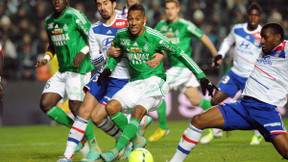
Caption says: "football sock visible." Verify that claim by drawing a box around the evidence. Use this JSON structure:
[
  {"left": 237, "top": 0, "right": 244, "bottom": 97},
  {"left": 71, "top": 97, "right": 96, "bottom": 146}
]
[
  {"left": 253, "top": 130, "right": 261, "bottom": 136},
  {"left": 85, "top": 119, "right": 100, "bottom": 151},
  {"left": 110, "top": 112, "right": 128, "bottom": 131},
  {"left": 64, "top": 116, "right": 88, "bottom": 159},
  {"left": 198, "top": 97, "right": 211, "bottom": 110},
  {"left": 115, "top": 118, "right": 140, "bottom": 152},
  {"left": 170, "top": 124, "right": 203, "bottom": 162},
  {"left": 46, "top": 106, "right": 74, "bottom": 127},
  {"left": 157, "top": 100, "right": 168, "bottom": 130},
  {"left": 97, "top": 116, "right": 122, "bottom": 141}
]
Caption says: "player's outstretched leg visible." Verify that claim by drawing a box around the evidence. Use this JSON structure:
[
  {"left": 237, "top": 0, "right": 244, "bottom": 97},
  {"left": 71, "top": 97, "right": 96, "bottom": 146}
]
[
  {"left": 149, "top": 101, "right": 170, "bottom": 142},
  {"left": 170, "top": 123, "right": 203, "bottom": 162},
  {"left": 250, "top": 130, "right": 262, "bottom": 145}
]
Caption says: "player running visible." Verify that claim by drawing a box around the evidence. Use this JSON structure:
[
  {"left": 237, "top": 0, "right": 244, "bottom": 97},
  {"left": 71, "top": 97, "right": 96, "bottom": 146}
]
[
  {"left": 35, "top": 0, "right": 96, "bottom": 158},
  {"left": 148, "top": 0, "right": 218, "bottom": 142},
  {"left": 171, "top": 22, "right": 288, "bottom": 162},
  {"left": 99, "top": 4, "right": 217, "bottom": 161},
  {"left": 200, "top": 2, "right": 263, "bottom": 145}
]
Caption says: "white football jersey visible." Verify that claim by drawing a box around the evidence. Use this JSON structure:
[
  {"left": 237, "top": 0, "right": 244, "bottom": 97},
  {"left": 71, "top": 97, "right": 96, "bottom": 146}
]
[
  {"left": 218, "top": 23, "right": 262, "bottom": 78},
  {"left": 88, "top": 14, "right": 130, "bottom": 79},
  {"left": 243, "top": 41, "right": 288, "bottom": 106},
  {"left": 0, "top": 44, "right": 2, "bottom": 54}
]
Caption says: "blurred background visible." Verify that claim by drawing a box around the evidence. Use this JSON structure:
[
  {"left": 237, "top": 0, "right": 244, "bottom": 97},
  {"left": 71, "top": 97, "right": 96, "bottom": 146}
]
[{"left": 0, "top": 0, "right": 287, "bottom": 126}]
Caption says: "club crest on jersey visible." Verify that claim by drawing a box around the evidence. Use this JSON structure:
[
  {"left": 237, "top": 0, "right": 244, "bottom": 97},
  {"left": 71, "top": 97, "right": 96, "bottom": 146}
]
[
  {"left": 63, "top": 24, "right": 68, "bottom": 31},
  {"left": 144, "top": 43, "right": 149, "bottom": 51},
  {"left": 254, "top": 39, "right": 261, "bottom": 46}
]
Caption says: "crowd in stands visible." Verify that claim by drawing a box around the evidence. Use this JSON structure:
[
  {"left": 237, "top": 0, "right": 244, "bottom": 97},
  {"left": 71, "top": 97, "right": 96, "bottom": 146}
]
[{"left": 0, "top": 0, "right": 287, "bottom": 82}]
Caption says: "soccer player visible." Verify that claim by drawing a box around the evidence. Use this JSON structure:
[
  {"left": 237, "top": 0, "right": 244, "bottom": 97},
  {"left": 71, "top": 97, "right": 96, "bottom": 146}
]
[
  {"left": 35, "top": 0, "right": 96, "bottom": 158},
  {"left": 99, "top": 4, "right": 217, "bottom": 161},
  {"left": 200, "top": 2, "right": 263, "bottom": 145},
  {"left": 170, "top": 22, "right": 288, "bottom": 162},
  {"left": 148, "top": 0, "right": 218, "bottom": 142},
  {"left": 57, "top": 0, "right": 162, "bottom": 161},
  {"left": 0, "top": 44, "right": 3, "bottom": 102}
]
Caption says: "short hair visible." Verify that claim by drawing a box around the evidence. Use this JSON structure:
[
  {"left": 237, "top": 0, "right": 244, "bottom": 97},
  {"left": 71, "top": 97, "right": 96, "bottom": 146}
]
[
  {"left": 248, "top": 2, "right": 262, "bottom": 14},
  {"left": 165, "top": 0, "right": 180, "bottom": 7},
  {"left": 95, "top": 0, "right": 116, "bottom": 3},
  {"left": 128, "top": 3, "right": 145, "bottom": 16},
  {"left": 262, "top": 22, "right": 284, "bottom": 41}
]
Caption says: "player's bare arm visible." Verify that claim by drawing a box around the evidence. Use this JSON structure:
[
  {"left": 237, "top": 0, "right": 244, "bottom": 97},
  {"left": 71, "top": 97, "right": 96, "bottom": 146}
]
[
  {"left": 146, "top": 53, "right": 164, "bottom": 68},
  {"left": 200, "top": 34, "right": 218, "bottom": 68},
  {"left": 106, "top": 42, "right": 122, "bottom": 57},
  {"left": 73, "top": 52, "right": 86, "bottom": 67}
]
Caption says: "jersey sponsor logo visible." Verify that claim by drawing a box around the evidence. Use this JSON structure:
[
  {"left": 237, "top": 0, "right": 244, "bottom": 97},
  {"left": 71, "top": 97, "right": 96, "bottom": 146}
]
[
  {"left": 239, "top": 41, "right": 251, "bottom": 49},
  {"left": 130, "top": 47, "right": 142, "bottom": 53},
  {"left": 264, "top": 122, "right": 281, "bottom": 127},
  {"left": 256, "top": 56, "right": 272, "bottom": 65},
  {"left": 127, "top": 52, "right": 150, "bottom": 65},
  {"left": 115, "top": 21, "right": 126, "bottom": 27},
  {"left": 102, "top": 37, "right": 114, "bottom": 47},
  {"left": 159, "top": 40, "right": 176, "bottom": 52},
  {"left": 51, "top": 33, "right": 70, "bottom": 46},
  {"left": 120, "top": 39, "right": 130, "bottom": 46}
]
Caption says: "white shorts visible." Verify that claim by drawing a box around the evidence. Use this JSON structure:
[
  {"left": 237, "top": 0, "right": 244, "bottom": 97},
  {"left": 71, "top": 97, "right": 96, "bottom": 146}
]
[
  {"left": 166, "top": 66, "right": 200, "bottom": 93},
  {"left": 112, "top": 76, "right": 169, "bottom": 113},
  {"left": 42, "top": 71, "right": 91, "bottom": 101}
]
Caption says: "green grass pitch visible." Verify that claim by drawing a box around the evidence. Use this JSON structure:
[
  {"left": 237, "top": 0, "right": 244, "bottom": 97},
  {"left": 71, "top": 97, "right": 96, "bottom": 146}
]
[{"left": 0, "top": 119, "right": 285, "bottom": 162}]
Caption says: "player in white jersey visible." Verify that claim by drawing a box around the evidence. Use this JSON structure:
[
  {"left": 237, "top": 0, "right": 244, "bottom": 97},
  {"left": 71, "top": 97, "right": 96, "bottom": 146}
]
[
  {"left": 58, "top": 0, "right": 162, "bottom": 161},
  {"left": 200, "top": 2, "right": 263, "bottom": 145},
  {"left": 115, "top": 0, "right": 140, "bottom": 17},
  {"left": 171, "top": 22, "right": 288, "bottom": 162}
]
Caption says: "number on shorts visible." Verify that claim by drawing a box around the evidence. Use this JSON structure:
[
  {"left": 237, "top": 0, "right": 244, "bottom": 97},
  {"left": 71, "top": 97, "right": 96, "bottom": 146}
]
[{"left": 221, "top": 75, "right": 230, "bottom": 84}]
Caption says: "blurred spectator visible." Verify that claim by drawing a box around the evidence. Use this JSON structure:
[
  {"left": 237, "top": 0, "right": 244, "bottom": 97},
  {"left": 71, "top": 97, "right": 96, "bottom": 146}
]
[
  {"left": 268, "top": 9, "right": 282, "bottom": 24},
  {"left": 18, "top": 34, "right": 35, "bottom": 80}
]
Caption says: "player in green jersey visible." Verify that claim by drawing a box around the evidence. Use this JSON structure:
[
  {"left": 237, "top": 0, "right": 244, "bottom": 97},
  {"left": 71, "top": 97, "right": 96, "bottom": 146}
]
[
  {"left": 35, "top": 0, "right": 96, "bottom": 158},
  {"left": 148, "top": 0, "right": 218, "bottom": 142},
  {"left": 98, "top": 4, "right": 217, "bottom": 161}
]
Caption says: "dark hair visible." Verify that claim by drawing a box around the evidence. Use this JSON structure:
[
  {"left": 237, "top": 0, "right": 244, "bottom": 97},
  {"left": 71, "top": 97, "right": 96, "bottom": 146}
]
[
  {"left": 248, "top": 2, "right": 262, "bottom": 14},
  {"left": 128, "top": 3, "right": 145, "bottom": 16},
  {"left": 262, "top": 22, "right": 284, "bottom": 41},
  {"left": 95, "top": 0, "right": 116, "bottom": 3},
  {"left": 165, "top": 0, "right": 180, "bottom": 7}
]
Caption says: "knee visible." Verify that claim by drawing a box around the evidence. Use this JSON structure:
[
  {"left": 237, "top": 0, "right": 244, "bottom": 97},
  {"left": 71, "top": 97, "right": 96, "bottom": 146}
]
[
  {"left": 191, "top": 114, "right": 205, "bottom": 129},
  {"left": 131, "top": 106, "right": 147, "bottom": 121},
  {"left": 106, "top": 100, "right": 121, "bottom": 116},
  {"left": 40, "top": 99, "right": 53, "bottom": 113},
  {"left": 90, "top": 107, "right": 107, "bottom": 125}
]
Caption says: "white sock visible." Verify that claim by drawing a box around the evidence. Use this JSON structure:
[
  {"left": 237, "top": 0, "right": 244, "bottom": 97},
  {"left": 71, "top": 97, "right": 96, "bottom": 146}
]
[
  {"left": 97, "top": 117, "right": 122, "bottom": 141},
  {"left": 212, "top": 128, "right": 223, "bottom": 137},
  {"left": 253, "top": 130, "right": 261, "bottom": 136},
  {"left": 170, "top": 124, "right": 203, "bottom": 162},
  {"left": 64, "top": 116, "right": 87, "bottom": 159}
]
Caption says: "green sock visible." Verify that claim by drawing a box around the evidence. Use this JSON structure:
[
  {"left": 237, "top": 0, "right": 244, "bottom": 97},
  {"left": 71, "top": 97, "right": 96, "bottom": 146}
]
[
  {"left": 198, "top": 97, "right": 211, "bottom": 110},
  {"left": 157, "top": 101, "right": 168, "bottom": 130},
  {"left": 84, "top": 119, "right": 99, "bottom": 151},
  {"left": 46, "top": 106, "right": 74, "bottom": 127},
  {"left": 110, "top": 112, "right": 128, "bottom": 131},
  {"left": 115, "top": 118, "right": 140, "bottom": 151}
]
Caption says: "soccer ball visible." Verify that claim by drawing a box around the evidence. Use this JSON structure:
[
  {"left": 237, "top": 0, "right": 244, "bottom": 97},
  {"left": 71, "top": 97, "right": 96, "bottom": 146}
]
[{"left": 128, "top": 148, "right": 154, "bottom": 162}]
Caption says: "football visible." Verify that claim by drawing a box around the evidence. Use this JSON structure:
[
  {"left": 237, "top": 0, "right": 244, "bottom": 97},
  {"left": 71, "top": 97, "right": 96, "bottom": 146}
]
[{"left": 128, "top": 148, "right": 154, "bottom": 162}]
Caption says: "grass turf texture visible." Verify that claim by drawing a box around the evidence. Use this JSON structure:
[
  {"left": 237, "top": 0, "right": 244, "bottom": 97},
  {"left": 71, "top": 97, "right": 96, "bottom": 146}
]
[{"left": 0, "top": 119, "right": 285, "bottom": 162}]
